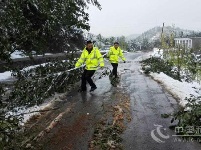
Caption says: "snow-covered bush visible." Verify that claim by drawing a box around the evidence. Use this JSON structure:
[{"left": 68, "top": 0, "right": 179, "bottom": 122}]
[
  {"left": 140, "top": 57, "right": 181, "bottom": 80},
  {"left": 0, "top": 62, "right": 84, "bottom": 149},
  {"left": 151, "top": 48, "right": 163, "bottom": 59},
  {"left": 0, "top": 0, "right": 102, "bottom": 148}
]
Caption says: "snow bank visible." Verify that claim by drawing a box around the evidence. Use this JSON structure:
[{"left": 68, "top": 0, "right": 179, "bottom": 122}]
[
  {"left": 0, "top": 71, "right": 12, "bottom": 81},
  {"left": 135, "top": 48, "right": 162, "bottom": 62},
  {"left": 150, "top": 72, "right": 201, "bottom": 107},
  {"left": 134, "top": 51, "right": 153, "bottom": 62},
  {"left": 136, "top": 48, "right": 163, "bottom": 61},
  {"left": 0, "top": 64, "right": 46, "bottom": 81},
  {"left": 11, "top": 50, "right": 27, "bottom": 59},
  {"left": 151, "top": 48, "right": 163, "bottom": 58},
  {"left": 138, "top": 49, "right": 201, "bottom": 107},
  {"left": 0, "top": 60, "right": 70, "bottom": 82},
  {"left": 10, "top": 50, "right": 53, "bottom": 59},
  {"left": 7, "top": 104, "right": 50, "bottom": 125}
]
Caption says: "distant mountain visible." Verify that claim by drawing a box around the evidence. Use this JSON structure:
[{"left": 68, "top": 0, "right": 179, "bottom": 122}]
[
  {"left": 126, "top": 34, "right": 141, "bottom": 41},
  {"left": 130, "top": 26, "right": 196, "bottom": 42}
]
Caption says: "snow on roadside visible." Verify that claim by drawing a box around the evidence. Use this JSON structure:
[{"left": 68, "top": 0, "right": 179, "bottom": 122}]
[
  {"left": 134, "top": 51, "right": 153, "bottom": 62},
  {"left": 136, "top": 48, "right": 163, "bottom": 61},
  {"left": 134, "top": 48, "right": 162, "bottom": 61},
  {"left": 11, "top": 50, "right": 27, "bottom": 59},
  {"left": 6, "top": 104, "right": 50, "bottom": 126},
  {"left": 150, "top": 72, "right": 201, "bottom": 107},
  {"left": 0, "top": 60, "right": 70, "bottom": 82},
  {"left": 140, "top": 48, "right": 201, "bottom": 107},
  {"left": 0, "top": 71, "right": 12, "bottom": 81},
  {"left": 0, "top": 64, "right": 47, "bottom": 82},
  {"left": 6, "top": 93, "right": 64, "bottom": 125},
  {"left": 151, "top": 48, "right": 163, "bottom": 58},
  {"left": 10, "top": 50, "right": 53, "bottom": 59}
]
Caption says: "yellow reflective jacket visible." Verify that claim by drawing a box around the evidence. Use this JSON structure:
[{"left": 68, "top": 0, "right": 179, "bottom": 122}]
[
  {"left": 107, "top": 46, "right": 126, "bottom": 63},
  {"left": 75, "top": 47, "right": 104, "bottom": 70}
]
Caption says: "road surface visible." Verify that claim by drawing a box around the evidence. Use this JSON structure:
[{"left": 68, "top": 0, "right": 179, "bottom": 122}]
[{"left": 24, "top": 52, "right": 201, "bottom": 150}]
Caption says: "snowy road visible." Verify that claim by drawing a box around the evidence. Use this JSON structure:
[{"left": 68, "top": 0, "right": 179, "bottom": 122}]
[{"left": 23, "top": 52, "right": 201, "bottom": 150}]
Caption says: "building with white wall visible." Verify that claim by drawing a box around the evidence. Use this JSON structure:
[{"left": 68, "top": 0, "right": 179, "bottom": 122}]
[
  {"left": 174, "top": 37, "right": 201, "bottom": 50},
  {"left": 174, "top": 38, "right": 192, "bottom": 48}
]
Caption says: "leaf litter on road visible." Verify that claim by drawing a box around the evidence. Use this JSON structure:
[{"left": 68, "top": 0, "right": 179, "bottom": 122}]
[{"left": 89, "top": 90, "right": 131, "bottom": 150}]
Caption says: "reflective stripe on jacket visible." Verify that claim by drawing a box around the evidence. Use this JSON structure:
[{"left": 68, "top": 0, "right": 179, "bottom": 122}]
[{"left": 75, "top": 47, "right": 104, "bottom": 70}]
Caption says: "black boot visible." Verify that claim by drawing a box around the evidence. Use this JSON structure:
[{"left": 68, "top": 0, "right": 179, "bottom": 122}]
[{"left": 90, "top": 86, "right": 97, "bottom": 92}]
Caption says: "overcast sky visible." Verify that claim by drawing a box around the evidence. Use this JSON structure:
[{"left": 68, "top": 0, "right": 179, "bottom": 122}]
[{"left": 87, "top": 0, "right": 201, "bottom": 37}]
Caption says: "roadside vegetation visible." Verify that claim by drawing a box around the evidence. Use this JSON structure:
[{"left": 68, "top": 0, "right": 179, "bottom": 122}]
[
  {"left": 140, "top": 26, "right": 201, "bottom": 140},
  {"left": 0, "top": 1, "right": 101, "bottom": 149}
]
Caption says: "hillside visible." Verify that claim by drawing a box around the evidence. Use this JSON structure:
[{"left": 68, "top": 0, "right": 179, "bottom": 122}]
[
  {"left": 131, "top": 26, "right": 196, "bottom": 42},
  {"left": 126, "top": 34, "right": 141, "bottom": 41}
]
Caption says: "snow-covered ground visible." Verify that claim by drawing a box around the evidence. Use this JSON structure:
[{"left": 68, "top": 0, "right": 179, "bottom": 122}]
[
  {"left": 0, "top": 71, "right": 12, "bottom": 81},
  {"left": 151, "top": 48, "right": 163, "bottom": 58},
  {"left": 134, "top": 48, "right": 163, "bottom": 62},
  {"left": 11, "top": 50, "right": 27, "bottom": 59},
  {"left": 0, "top": 64, "right": 47, "bottom": 82},
  {"left": 10, "top": 50, "right": 53, "bottom": 59},
  {"left": 0, "top": 60, "right": 70, "bottom": 81},
  {"left": 141, "top": 48, "right": 201, "bottom": 107},
  {"left": 150, "top": 72, "right": 201, "bottom": 107},
  {"left": 134, "top": 51, "right": 153, "bottom": 62},
  {"left": 6, "top": 94, "right": 60, "bottom": 125}
]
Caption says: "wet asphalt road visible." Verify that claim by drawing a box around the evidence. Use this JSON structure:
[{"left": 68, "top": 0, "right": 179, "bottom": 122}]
[
  {"left": 29, "top": 52, "right": 201, "bottom": 150},
  {"left": 121, "top": 53, "right": 201, "bottom": 150}
]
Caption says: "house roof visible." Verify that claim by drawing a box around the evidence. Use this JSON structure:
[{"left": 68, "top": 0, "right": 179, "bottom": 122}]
[
  {"left": 174, "top": 37, "right": 201, "bottom": 40},
  {"left": 174, "top": 38, "right": 191, "bottom": 40}
]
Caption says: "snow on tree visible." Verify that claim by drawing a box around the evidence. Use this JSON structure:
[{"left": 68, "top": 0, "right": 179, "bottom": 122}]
[{"left": 0, "top": 0, "right": 101, "bottom": 148}]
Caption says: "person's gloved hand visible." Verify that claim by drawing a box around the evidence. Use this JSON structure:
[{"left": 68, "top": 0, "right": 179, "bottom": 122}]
[{"left": 124, "top": 61, "right": 126, "bottom": 63}]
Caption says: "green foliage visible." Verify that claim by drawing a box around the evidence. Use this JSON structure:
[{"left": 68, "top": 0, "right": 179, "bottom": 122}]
[
  {"left": 148, "top": 24, "right": 201, "bottom": 82},
  {"left": 163, "top": 47, "right": 201, "bottom": 82},
  {"left": 141, "top": 38, "right": 151, "bottom": 50},
  {"left": 12, "top": 59, "right": 76, "bottom": 78},
  {"left": 0, "top": 115, "right": 21, "bottom": 149},
  {"left": 171, "top": 95, "right": 201, "bottom": 136},
  {"left": 161, "top": 113, "right": 171, "bottom": 118},
  {"left": 0, "top": 0, "right": 101, "bottom": 61},
  {"left": 96, "top": 34, "right": 104, "bottom": 48},
  {"left": 128, "top": 39, "right": 138, "bottom": 51},
  {"left": 0, "top": 62, "right": 84, "bottom": 149},
  {"left": 141, "top": 57, "right": 181, "bottom": 81},
  {"left": 128, "top": 38, "right": 152, "bottom": 51},
  {"left": 118, "top": 36, "right": 128, "bottom": 50},
  {"left": 91, "top": 125, "right": 123, "bottom": 150},
  {"left": 7, "top": 61, "right": 83, "bottom": 108},
  {"left": 0, "top": 0, "right": 102, "bottom": 148},
  {"left": 97, "top": 35, "right": 128, "bottom": 50}
]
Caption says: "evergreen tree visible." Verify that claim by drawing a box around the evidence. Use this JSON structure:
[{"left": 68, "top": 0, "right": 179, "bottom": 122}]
[
  {"left": 0, "top": 0, "right": 101, "bottom": 61},
  {"left": 0, "top": 1, "right": 101, "bottom": 148}
]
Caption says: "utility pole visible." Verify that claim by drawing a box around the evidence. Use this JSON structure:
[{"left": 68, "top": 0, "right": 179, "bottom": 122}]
[{"left": 161, "top": 22, "right": 165, "bottom": 49}]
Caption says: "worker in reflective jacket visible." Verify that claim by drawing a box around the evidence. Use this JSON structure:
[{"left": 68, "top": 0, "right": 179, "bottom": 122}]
[
  {"left": 107, "top": 42, "right": 126, "bottom": 78},
  {"left": 75, "top": 40, "right": 104, "bottom": 92}
]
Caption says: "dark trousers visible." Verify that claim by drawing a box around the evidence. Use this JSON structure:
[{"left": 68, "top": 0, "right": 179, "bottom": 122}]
[
  {"left": 111, "top": 63, "right": 118, "bottom": 77},
  {"left": 81, "top": 69, "right": 96, "bottom": 90}
]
